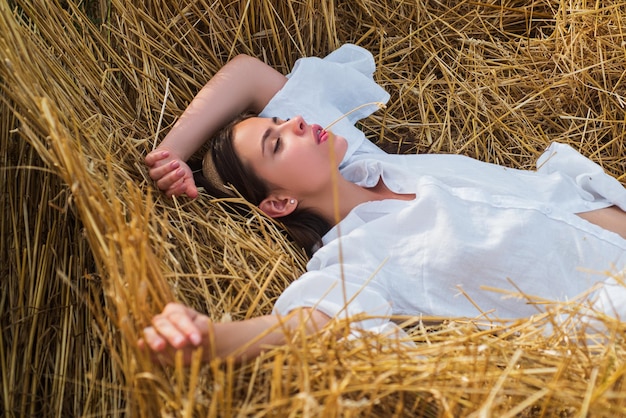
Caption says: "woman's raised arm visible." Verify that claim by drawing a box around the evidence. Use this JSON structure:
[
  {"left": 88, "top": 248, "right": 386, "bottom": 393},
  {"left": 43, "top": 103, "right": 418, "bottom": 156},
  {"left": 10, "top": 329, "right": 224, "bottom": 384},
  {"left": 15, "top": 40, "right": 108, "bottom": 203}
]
[{"left": 146, "top": 54, "right": 287, "bottom": 197}]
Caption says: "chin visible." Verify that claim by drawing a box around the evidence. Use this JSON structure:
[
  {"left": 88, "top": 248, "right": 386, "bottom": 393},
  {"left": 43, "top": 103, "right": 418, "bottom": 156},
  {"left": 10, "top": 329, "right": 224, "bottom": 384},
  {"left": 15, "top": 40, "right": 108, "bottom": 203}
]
[{"left": 334, "top": 134, "right": 348, "bottom": 160}]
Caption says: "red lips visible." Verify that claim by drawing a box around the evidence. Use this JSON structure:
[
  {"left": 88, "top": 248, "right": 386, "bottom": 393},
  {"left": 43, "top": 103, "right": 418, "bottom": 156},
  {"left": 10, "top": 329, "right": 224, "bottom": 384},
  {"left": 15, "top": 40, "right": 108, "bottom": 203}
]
[
  {"left": 319, "top": 130, "right": 328, "bottom": 144},
  {"left": 311, "top": 124, "right": 328, "bottom": 144}
]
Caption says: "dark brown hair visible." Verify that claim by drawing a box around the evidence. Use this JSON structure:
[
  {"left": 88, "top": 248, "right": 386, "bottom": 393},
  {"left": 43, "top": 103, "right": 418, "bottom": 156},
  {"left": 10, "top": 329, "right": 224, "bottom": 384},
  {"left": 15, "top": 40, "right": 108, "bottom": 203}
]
[{"left": 200, "top": 113, "right": 331, "bottom": 255}]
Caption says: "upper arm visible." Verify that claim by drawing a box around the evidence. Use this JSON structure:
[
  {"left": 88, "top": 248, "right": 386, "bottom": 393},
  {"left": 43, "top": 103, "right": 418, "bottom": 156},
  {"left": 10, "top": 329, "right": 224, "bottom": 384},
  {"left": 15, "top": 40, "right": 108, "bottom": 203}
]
[
  {"left": 154, "top": 54, "right": 287, "bottom": 162},
  {"left": 228, "top": 54, "right": 287, "bottom": 113}
]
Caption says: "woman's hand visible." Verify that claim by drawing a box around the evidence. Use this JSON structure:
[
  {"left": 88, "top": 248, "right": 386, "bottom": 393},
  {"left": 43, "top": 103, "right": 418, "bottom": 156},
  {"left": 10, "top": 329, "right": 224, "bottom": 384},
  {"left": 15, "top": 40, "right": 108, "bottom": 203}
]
[
  {"left": 139, "top": 303, "right": 210, "bottom": 365},
  {"left": 145, "top": 149, "right": 199, "bottom": 198}
]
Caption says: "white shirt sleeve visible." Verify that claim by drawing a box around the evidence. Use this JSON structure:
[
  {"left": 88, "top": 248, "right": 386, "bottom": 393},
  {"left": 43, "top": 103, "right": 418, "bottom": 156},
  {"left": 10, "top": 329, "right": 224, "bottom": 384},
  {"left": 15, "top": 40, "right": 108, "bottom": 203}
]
[
  {"left": 537, "top": 142, "right": 626, "bottom": 210},
  {"left": 260, "top": 44, "right": 389, "bottom": 163},
  {"left": 273, "top": 262, "right": 395, "bottom": 332}
]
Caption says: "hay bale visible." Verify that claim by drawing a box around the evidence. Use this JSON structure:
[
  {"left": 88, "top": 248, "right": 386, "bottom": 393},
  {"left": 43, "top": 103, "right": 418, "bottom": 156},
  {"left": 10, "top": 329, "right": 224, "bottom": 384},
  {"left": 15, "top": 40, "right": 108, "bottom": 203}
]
[{"left": 1, "top": 0, "right": 626, "bottom": 416}]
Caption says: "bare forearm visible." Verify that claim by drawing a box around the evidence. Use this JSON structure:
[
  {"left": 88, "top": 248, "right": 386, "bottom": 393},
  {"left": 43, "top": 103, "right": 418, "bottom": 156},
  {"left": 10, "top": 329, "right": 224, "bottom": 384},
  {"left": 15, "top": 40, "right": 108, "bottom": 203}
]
[
  {"left": 208, "top": 309, "right": 330, "bottom": 363},
  {"left": 158, "top": 54, "right": 287, "bottom": 161}
]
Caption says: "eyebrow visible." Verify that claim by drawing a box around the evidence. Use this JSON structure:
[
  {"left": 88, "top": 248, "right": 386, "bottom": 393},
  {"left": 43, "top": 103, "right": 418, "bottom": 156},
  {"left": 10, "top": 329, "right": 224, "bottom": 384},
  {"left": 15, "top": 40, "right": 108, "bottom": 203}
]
[{"left": 261, "top": 117, "right": 279, "bottom": 156}]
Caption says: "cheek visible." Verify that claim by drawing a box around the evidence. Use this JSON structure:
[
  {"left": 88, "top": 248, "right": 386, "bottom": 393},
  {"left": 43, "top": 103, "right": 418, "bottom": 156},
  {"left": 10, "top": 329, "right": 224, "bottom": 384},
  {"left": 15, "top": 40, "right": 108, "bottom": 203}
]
[
  {"left": 283, "top": 156, "right": 332, "bottom": 190},
  {"left": 288, "top": 158, "right": 320, "bottom": 180}
]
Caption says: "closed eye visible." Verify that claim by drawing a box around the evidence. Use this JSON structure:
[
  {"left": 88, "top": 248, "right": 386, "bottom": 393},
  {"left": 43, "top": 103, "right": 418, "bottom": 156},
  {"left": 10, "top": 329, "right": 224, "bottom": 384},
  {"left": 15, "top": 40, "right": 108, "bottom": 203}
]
[
  {"left": 272, "top": 116, "right": 286, "bottom": 154},
  {"left": 273, "top": 137, "right": 281, "bottom": 153}
]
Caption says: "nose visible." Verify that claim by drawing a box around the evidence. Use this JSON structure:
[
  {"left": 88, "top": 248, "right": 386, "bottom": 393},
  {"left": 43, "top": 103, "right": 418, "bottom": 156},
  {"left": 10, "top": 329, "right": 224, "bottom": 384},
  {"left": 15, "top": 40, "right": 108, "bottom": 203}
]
[{"left": 287, "top": 115, "right": 306, "bottom": 135}]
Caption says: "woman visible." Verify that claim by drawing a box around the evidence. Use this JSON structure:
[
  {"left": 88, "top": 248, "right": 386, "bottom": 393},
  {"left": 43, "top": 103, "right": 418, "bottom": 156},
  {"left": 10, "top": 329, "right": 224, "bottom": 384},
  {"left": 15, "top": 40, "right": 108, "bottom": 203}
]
[{"left": 143, "top": 45, "right": 626, "bottom": 365}]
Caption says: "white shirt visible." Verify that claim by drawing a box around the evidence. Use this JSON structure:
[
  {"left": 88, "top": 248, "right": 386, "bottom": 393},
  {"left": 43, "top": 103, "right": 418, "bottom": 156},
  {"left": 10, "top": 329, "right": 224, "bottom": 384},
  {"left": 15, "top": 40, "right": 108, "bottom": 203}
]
[{"left": 262, "top": 45, "right": 626, "bottom": 332}]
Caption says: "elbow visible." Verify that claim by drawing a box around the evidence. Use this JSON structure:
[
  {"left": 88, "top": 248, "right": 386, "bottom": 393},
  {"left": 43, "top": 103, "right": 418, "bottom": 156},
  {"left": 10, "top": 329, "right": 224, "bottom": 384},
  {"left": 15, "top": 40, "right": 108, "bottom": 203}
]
[
  {"left": 284, "top": 308, "right": 331, "bottom": 335},
  {"left": 229, "top": 53, "right": 261, "bottom": 66}
]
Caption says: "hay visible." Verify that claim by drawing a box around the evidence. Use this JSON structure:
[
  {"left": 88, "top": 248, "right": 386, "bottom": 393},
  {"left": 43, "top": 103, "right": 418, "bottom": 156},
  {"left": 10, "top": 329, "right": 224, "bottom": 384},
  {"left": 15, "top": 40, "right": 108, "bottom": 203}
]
[{"left": 2, "top": 0, "right": 626, "bottom": 416}]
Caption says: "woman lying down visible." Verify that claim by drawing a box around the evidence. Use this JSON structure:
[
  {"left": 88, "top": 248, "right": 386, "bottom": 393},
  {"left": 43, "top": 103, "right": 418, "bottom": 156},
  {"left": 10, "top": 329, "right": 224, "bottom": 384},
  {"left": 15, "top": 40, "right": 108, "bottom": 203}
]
[{"left": 141, "top": 44, "right": 626, "bottom": 364}]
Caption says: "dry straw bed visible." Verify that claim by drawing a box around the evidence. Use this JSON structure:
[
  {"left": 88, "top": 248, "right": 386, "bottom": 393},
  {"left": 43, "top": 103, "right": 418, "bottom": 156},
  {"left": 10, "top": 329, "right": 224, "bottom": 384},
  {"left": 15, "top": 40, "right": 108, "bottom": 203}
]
[{"left": 2, "top": 0, "right": 626, "bottom": 416}]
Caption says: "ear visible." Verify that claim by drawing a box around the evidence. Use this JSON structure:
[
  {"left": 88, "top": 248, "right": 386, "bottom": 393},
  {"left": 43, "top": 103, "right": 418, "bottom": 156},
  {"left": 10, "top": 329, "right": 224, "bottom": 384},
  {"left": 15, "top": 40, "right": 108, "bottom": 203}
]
[{"left": 259, "top": 195, "right": 297, "bottom": 218}]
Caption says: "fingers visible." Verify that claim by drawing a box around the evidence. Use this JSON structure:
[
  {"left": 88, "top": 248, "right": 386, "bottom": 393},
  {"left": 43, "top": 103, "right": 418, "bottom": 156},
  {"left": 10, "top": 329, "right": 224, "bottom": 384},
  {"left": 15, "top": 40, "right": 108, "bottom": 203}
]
[
  {"left": 146, "top": 155, "right": 198, "bottom": 198},
  {"left": 154, "top": 164, "right": 184, "bottom": 191},
  {"left": 140, "top": 327, "right": 167, "bottom": 352},
  {"left": 163, "top": 174, "right": 198, "bottom": 199},
  {"left": 145, "top": 149, "right": 170, "bottom": 167},
  {"left": 145, "top": 148, "right": 199, "bottom": 198},
  {"left": 145, "top": 148, "right": 184, "bottom": 187},
  {"left": 161, "top": 175, "right": 198, "bottom": 199},
  {"left": 143, "top": 303, "right": 204, "bottom": 354},
  {"left": 184, "top": 183, "right": 199, "bottom": 199},
  {"left": 150, "top": 159, "right": 182, "bottom": 183}
]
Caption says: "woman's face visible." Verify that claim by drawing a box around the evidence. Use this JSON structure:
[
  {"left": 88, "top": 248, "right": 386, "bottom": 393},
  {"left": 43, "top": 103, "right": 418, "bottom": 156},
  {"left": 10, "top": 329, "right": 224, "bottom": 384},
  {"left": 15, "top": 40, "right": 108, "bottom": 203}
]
[{"left": 232, "top": 116, "right": 348, "bottom": 199}]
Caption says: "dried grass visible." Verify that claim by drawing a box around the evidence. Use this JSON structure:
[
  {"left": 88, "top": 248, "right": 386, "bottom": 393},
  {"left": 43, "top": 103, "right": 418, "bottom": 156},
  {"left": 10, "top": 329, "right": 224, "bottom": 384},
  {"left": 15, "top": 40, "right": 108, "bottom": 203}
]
[{"left": 2, "top": 0, "right": 626, "bottom": 416}]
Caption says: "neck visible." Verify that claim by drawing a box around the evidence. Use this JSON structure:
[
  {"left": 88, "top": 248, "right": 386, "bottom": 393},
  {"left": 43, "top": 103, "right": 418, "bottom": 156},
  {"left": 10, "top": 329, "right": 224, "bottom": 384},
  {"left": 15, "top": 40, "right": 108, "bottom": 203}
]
[{"left": 301, "top": 176, "right": 407, "bottom": 226}]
